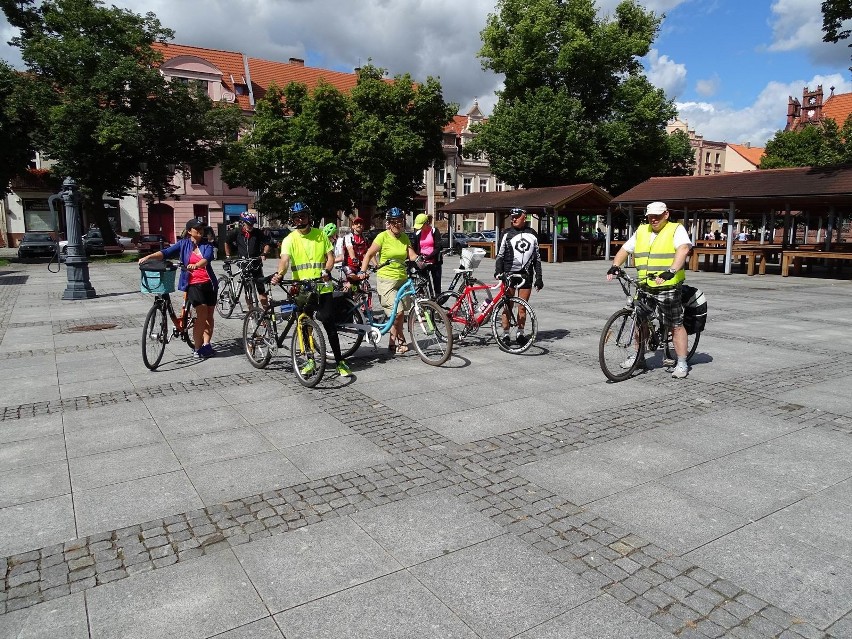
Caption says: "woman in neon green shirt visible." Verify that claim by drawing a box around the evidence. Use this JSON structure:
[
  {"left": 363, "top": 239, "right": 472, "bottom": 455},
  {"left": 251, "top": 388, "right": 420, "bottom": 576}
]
[{"left": 360, "top": 207, "right": 419, "bottom": 354}]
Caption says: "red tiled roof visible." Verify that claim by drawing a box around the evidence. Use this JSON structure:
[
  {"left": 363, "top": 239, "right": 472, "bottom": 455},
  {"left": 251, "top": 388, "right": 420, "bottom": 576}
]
[
  {"left": 441, "top": 184, "right": 612, "bottom": 213},
  {"left": 152, "top": 42, "right": 253, "bottom": 111},
  {"left": 444, "top": 115, "right": 469, "bottom": 135},
  {"left": 611, "top": 166, "right": 852, "bottom": 212},
  {"left": 728, "top": 143, "right": 765, "bottom": 167},
  {"left": 823, "top": 92, "right": 852, "bottom": 127},
  {"left": 248, "top": 58, "right": 360, "bottom": 102}
]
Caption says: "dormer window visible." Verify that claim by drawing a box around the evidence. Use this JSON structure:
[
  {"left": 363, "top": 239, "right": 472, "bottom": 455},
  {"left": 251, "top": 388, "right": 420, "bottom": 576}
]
[
  {"left": 234, "top": 84, "right": 247, "bottom": 96},
  {"left": 174, "top": 77, "right": 207, "bottom": 94}
]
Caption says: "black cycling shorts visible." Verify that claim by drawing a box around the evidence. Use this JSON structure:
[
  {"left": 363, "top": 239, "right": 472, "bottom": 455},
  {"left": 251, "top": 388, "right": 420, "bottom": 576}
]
[
  {"left": 508, "top": 270, "right": 533, "bottom": 290},
  {"left": 248, "top": 266, "right": 267, "bottom": 296},
  {"left": 186, "top": 282, "right": 216, "bottom": 307}
]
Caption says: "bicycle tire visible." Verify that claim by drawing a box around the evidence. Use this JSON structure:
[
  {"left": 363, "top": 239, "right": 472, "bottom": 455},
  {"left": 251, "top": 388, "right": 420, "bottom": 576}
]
[
  {"left": 664, "top": 329, "right": 701, "bottom": 364},
  {"left": 183, "top": 304, "right": 197, "bottom": 351},
  {"left": 435, "top": 291, "right": 468, "bottom": 341},
  {"left": 142, "top": 304, "right": 168, "bottom": 370},
  {"left": 490, "top": 296, "right": 538, "bottom": 354},
  {"left": 408, "top": 299, "right": 453, "bottom": 366},
  {"left": 334, "top": 300, "right": 365, "bottom": 360},
  {"left": 243, "top": 308, "right": 274, "bottom": 368},
  {"left": 291, "top": 315, "right": 327, "bottom": 387},
  {"left": 216, "top": 278, "right": 236, "bottom": 318},
  {"left": 599, "top": 308, "right": 645, "bottom": 382}
]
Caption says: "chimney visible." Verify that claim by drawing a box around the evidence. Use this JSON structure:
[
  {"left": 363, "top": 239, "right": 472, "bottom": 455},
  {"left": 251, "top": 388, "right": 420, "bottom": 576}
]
[{"left": 289, "top": 58, "right": 305, "bottom": 66}]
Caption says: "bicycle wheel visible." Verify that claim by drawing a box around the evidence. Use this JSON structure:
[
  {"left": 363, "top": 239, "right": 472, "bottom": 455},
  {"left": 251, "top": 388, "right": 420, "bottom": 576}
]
[
  {"left": 291, "top": 315, "right": 327, "bottom": 387},
  {"left": 243, "top": 308, "right": 274, "bottom": 368},
  {"left": 142, "top": 304, "right": 168, "bottom": 370},
  {"left": 408, "top": 299, "right": 453, "bottom": 366},
  {"left": 435, "top": 291, "right": 468, "bottom": 341},
  {"left": 599, "top": 308, "right": 644, "bottom": 382},
  {"left": 664, "top": 329, "right": 701, "bottom": 364},
  {"left": 490, "top": 297, "right": 538, "bottom": 354},
  {"left": 216, "top": 278, "right": 236, "bottom": 318},
  {"left": 182, "top": 304, "right": 197, "bottom": 351},
  {"left": 334, "top": 300, "right": 365, "bottom": 360}
]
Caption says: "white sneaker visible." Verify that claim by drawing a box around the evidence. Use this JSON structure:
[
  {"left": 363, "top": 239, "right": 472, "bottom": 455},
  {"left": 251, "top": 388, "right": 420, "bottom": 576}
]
[
  {"left": 620, "top": 355, "right": 646, "bottom": 370},
  {"left": 671, "top": 365, "right": 689, "bottom": 379}
]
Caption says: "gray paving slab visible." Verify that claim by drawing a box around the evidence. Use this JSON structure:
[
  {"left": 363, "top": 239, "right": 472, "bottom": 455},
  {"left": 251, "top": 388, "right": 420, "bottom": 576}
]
[
  {"left": 0, "top": 494, "right": 76, "bottom": 556},
  {"left": 0, "top": 434, "right": 66, "bottom": 473},
  {"left": 776, "top": 373, "right": 852, "bottom": 414},
  {"left": 821, "top": 477, "right": 852, "bottom": 506},
  {"left": 168, "top": 426, "right": 274, "bottom": 467},
  {"left": 253, "top": 412, "right": 353, "bottom": 446},
  {"left": 185, "top": 450, "right": 308, "bottom": 505},
  {"left": 68, "top": 442, "right": 182, "bottom": 491},
  {"left": 757, "top": 494, "right": 852, "bottom": 562},
  {"left": 516, "top": 593, "right": 674, "bottom": 638},
  {"left": 350, "top": 489, "right": 505, "bottom": 566},
  {"left": 687, "top": 523, "right": 852, "bottom": 630},
  {"left": 410, "top": 534, "right": 598, "bottom": 639},
  {"left": 233, "top": 516, "right": 403, "bottom": 613},
  {"left": 274, "top": 570, "right": 477, "bottom": 639},
  {"left": 591, "top": 482, "right": 749, "bottom": 554},
  {"left": 64, "top": 417, "right": 165, "bottom": 459},
  {"left": 0, "top": 460, "right": 70, "bottom": 509},
  {"left": 0, "top": 592, "right": 88, "bottom": 639},
  {"left": 0, "top": 413, "right": 64, "bottom": 445},
  {"left": 281, "top": 433, "right": 393, "bottom": 480},
  {"left": 74, "top": 470, "right": 203, "bottom": 536},
  {"left": 86, "top": 550, "right": 267, "bottom": 639},
  {"left": 210, "top": 618, "right": 284, "bottom": 639}
]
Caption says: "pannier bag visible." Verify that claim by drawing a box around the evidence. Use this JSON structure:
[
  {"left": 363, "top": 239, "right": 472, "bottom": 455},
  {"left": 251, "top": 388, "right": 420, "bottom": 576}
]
[
  {"left": 139, "top": 260, "right": 177, "bottom": 294},
  {"left": 681, "top": 284, "right": 707, "bottom": 335}
]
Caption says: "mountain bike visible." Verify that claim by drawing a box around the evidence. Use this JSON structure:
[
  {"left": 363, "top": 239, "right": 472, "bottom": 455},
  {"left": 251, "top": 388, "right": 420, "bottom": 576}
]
[
  {"left": 140, "top": 262, "right": 196, "bottom": 370},
  {"left": 332, "top": 259, "right": 453, "bottom": 366},
  {"left": 216, "top": 257, "right": 262, "bottom": 318},
  {"left": 599, "top": 268, "right": 701, "bottom": 382},
  {"left": 437, "top": 270, "right": 537, "bottom": 354},
  {"left": 242, "top": 277, "right": 328, "bottom": 387}
]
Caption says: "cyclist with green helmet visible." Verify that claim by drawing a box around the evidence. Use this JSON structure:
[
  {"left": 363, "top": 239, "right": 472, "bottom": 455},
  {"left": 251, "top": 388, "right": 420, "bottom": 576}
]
[
  {"left": 322, "top": 222, "right": 345, "bottom": 265},
  {"left": 358, "top": 207, "right": 420, "bottom": 355},
  {"left": 272, "top": 203, "right": 352, "bottom": 377}
]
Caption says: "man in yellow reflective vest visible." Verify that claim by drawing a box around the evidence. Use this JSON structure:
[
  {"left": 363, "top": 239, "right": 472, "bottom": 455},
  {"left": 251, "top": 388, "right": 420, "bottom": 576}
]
[{"left": 606, "top": 201, "right": 693, "bottom": 378}]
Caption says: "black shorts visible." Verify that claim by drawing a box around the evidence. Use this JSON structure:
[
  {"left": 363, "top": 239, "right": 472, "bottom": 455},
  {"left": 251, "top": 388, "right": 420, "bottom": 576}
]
[
  {"left": 508, "top": 270, "right": 533, "bottom": 290},
  {"left": 248, "top": 266, "right": 267, "bottom": 296},
  {"left": 186, "top": 282, "right": 216, "bottom": 307}
]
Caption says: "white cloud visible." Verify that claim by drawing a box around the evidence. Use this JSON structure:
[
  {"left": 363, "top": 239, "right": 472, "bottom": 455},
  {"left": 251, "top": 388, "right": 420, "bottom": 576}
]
[
  {"left": 676, "top": 73, "right": 852, "bottom": 145},
  {"left": 695, "top": 74, "right": 720, "bottom": 97},
  {"left": 767, "top": 0, "right": 852, "bottom": 67},
  {"left": 645, "top": 48, "right": 687, "bottom": 98}
]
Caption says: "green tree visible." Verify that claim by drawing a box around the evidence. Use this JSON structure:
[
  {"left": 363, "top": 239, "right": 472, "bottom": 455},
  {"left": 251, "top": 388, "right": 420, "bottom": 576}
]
[
  {"left": 1, "top": 0, "right": 243, "bottom": 240},
  {"left": 664, "top": 128, "right": 697, "bottom": 177},
  {"left": 221, "top": 81, "right": 353, "bottom": 222},
  {"left": 760, "top": 127, "right": 824, "bottom": 168},
  {"left": 222, "top": 63, "right": 456, "bottom": 220},
  {"left": 467, "top": 0, "right": 690, "bottom": 193},
  {"left": 0, "top": 62, "right": 38, "bottom": 197},
  {"left": 822, "top": 0, "right": 852, "bottom": 70}
]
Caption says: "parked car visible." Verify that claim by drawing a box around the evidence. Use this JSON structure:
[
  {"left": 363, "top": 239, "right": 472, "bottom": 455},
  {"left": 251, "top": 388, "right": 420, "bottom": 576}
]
[
  {"left": 133, "top": 234, "right": 170, "bottom": 256},
  {"left": 17, "top": 232, "right": 58, "bottom": 260},
  {"left": 467, "top": 231, "right": 497, "bottom": 242},
  {"left": 443, "top": 231, "right": 469, "bottom": 252},
  {"left": 58, "top": 229, "right": 121, "bottom": 258},
  {"left": 265, "top": 227, "right": 290, "bottom": 251},
  {"left": 115, "top": 234, "right": 134, "bottom": 248}
]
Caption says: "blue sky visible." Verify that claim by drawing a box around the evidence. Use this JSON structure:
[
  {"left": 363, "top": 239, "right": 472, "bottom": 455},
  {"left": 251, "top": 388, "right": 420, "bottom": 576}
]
[{"left": 1, "top": 0, "right": 850, "bottom": 146}]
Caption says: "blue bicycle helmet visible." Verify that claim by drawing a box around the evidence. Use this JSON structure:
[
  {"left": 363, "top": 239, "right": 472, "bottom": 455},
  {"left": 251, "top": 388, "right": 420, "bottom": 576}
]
[
  {"left": 386, "top": 207, "right": 404, "bottom": 222},
  {"left": 289, "top": 202, "right": 311, "bottom": 226},
  {"left": 240, "top": 211, "right": 257, "bottom": 225}
]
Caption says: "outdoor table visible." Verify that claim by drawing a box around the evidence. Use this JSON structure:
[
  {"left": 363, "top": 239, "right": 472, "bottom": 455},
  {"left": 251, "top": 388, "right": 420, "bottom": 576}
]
[
  {"left": 689, "top": 246, "right": 775, "bottom": 276},
  {"left": 781, "top": 249, "right": 852, "bottom": 276}
]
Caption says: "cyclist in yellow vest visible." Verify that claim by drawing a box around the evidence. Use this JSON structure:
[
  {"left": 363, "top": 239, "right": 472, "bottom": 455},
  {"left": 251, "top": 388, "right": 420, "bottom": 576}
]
[
  {"left": 271, "top": 202, "right": 352, "bottom": 377},
  {"left": 606, "top": 201, "right": 693, "bottom": 378}
]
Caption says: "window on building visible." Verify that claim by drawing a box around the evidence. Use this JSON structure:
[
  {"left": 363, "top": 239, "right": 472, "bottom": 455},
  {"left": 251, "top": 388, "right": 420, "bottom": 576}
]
[
  {"left": 463, "top": 177, "right": 472, "bottom": 195},
  {"left": 437, "top": 168, "right": 446, "bottom": 186},
  {"left": 234, "top": 84, "right": 247, "bottom": 96},
  {"left": 715, "top": 153, "right": 720, "bottom": 164},
  {"left": 190, "top": 164, "right": 205, "bottom": 185},
  {"left": 174, "top": 77, "right": 207, "bottom": 94},
  {"left": 479, "top": 178, "right": 488, "bottom": 192},
  {"left": 23, "top": 199, "right": 59, "bottom": 231},
  {"left": 496, "top": 181, "right": 504, "bottom": 192},
  {"left": 223, "top": 203, "right": 248, "bottom": 224},
  {"left": 193, "top": 205, "right": 209, "bottom": 225},
  {"left": 705, "top": 152, "right": 711, "bottom": 163}
]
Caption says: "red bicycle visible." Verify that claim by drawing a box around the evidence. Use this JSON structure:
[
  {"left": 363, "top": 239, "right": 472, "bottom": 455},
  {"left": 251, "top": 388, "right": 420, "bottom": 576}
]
[{"left": 436, "top": 270, "right": 538, "bottom": 354}]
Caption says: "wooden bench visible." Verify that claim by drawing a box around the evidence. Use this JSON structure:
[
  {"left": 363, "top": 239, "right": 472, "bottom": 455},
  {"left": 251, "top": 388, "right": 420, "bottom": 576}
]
[
  {"left": 781, "top": 250, "right": 852, "bottom": 276},
  {"left": 465, "top": 241, "right": 494, "bottom": 257},
  {"left": 689, "top": 246, "right": 775, "bottom": 276},
  {"left": 557, "top": 241, "right": 596, "bottom": 262}
]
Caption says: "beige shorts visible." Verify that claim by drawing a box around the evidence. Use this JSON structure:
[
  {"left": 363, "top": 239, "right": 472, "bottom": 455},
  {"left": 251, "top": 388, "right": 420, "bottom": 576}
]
[{"left": 377, "top": 277, "right": 412, "bottom": 316}]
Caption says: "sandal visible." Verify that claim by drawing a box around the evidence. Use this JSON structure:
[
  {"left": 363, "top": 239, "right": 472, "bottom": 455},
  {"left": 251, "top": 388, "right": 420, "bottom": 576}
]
[{"left": 395, "top": 342, "right": 409, "bottom": 354}]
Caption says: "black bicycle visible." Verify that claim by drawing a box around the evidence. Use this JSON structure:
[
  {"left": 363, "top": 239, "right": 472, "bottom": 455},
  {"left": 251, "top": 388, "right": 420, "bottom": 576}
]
[
  {"left": 242, "top": 276, "right": 329, "bottom": 387},
  {"left": 140, "top": 262, "right": 196, "bottom": 370},
  {"left": 599, "top": 268, "right": 701, "bottom": 382},
  {"left": 216, "top": 257, "right": 263, "bottom": 318}
]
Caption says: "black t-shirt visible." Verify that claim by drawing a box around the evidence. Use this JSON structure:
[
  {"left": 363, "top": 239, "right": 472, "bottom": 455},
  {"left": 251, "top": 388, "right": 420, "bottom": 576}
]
[{"left": 226, "top": 227, "right": 270, "bottom": 259}]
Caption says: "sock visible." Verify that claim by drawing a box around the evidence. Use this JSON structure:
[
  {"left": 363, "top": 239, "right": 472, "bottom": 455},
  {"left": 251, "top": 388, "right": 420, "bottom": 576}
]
[{"left": 677, "top": 356, "right": 687, "bottom": 367}]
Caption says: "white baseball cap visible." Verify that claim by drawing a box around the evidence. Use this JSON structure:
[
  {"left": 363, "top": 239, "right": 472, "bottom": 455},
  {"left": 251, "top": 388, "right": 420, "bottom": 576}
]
[{"left": 646, "top": 201, "right": 667, "bottom": 216}]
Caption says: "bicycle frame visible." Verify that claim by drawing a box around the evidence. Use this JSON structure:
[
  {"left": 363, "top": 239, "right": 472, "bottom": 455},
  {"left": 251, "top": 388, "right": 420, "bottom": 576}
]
[
  {"left": 445, "top": 273, "right": 523, "bottom": 333},
  {"left": 614, "top": 273, "right": 671, "bottom": 352}
]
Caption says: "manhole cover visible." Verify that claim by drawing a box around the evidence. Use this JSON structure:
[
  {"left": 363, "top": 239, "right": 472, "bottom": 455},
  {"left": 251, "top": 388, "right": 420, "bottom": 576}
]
[{"left": 67, "top": 323, "right": 118, "bottom": 332}]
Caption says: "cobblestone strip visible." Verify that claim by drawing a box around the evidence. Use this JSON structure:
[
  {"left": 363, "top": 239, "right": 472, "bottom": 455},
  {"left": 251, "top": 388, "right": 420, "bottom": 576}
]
[
  {"left": 447, "top": 475, "right": 833, "bottom": 639},
  {"left": 0, "top": 457, "right": 457, "bottom": 614}
]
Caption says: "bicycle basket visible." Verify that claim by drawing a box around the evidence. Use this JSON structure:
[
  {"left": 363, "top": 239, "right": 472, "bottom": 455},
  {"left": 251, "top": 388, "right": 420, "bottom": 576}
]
[
  {"left": 139, "top": 261, "right": 177, "bottom": 294},
  {"left": 459, "top": 247, "right": 485, "bottom": 270}
]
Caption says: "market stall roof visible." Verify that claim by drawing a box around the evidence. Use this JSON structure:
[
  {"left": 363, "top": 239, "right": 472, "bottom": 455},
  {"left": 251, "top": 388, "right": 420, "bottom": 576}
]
[
  {"left": 611, "top": 165, "right": 852, "bottom": 214},
  {"left": 441, "top": 183, "right": 612, "bottom": 214}
]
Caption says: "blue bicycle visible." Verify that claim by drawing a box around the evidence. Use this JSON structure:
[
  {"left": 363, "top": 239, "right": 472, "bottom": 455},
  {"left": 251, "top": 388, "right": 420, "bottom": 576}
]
[{"left": 334, "top": 260, "right": 453, "bottom": 366}]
